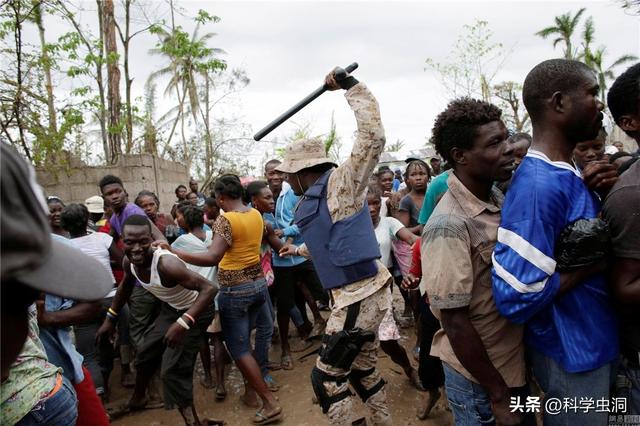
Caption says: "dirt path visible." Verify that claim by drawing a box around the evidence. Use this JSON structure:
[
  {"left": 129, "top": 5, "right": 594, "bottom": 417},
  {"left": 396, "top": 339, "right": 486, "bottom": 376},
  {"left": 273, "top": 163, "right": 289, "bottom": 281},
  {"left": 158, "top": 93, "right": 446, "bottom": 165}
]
[{"left": 110, "top": 304, "right": 454, "bottom": 425}]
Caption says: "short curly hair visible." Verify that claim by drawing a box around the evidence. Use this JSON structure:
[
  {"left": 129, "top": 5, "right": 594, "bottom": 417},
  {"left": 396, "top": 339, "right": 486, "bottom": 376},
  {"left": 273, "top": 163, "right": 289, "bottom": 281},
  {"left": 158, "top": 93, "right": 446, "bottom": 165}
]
[
  {"left": 430, "top": 98, "right": 502, "bottom": 165},
  {"left": 607, "top": 62, "right": 640, "bottom": 130},
  {"left": 98, "top": 174, "right": 124, "bottom": 192}
]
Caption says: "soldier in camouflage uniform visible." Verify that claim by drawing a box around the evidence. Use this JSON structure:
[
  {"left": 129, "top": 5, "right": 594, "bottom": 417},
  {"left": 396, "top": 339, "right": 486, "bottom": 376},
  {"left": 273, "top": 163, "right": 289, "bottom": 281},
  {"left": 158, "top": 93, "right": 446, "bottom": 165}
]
[{"left": 278, "top": 68, "right": 392, "bottom": 426}]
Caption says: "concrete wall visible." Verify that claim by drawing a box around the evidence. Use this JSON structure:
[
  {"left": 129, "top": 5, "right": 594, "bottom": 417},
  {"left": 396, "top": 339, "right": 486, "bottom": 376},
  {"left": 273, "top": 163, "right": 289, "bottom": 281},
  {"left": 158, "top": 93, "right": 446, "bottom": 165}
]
[{"left": 36, "top": 154, "right": 189, "bottom": 214}]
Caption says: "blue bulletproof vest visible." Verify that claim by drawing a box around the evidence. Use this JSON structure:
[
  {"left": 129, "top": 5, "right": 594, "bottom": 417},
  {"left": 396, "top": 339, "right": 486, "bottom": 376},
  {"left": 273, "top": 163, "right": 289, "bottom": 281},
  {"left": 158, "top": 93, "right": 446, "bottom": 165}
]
[{"left": 294, "top": 170, "right": 381, "bottom": 290}]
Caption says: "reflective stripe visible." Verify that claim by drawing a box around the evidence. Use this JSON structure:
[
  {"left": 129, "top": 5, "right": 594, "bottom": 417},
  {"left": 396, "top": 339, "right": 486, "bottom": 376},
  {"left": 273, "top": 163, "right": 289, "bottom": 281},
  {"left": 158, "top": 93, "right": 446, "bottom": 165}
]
[
  {"left": 492, "top": 253, "right": 548, "bottom": 293},
  {"left": 497, "top": 228, "right": 556, "bottom": 275}
]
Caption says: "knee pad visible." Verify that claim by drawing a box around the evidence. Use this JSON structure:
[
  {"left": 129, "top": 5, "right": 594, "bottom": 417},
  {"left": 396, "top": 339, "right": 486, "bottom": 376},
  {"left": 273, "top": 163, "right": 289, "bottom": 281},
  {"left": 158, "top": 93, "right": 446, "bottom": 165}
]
[
  {"left": 349, "top": 368, "right": 385, "bottom": 402},
  {"left": 310, "top": 367, "right": 352, "bottom": 413}
]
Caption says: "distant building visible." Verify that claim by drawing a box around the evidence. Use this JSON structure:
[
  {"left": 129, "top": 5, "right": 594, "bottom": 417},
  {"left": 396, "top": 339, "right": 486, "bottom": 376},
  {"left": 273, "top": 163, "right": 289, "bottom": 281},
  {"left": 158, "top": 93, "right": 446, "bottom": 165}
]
[{"left": 377, "top": 144, "right": 440, "bottom": 173}]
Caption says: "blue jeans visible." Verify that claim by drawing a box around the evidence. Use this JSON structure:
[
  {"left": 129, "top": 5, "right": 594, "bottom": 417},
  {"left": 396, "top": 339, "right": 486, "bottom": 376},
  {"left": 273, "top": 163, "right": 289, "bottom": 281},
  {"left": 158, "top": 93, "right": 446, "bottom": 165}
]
[
  {"left": 16, "top": 375, "right": 78, "bottom": 426},
  {"left": 443, "top": 363, "right": 535, "bottom": 426},
  {"left": 529, "top": 347, "right": 615, "bottom": 426},
  {"left": 218, "top": 278, "right": 273, "bottom": 374}
]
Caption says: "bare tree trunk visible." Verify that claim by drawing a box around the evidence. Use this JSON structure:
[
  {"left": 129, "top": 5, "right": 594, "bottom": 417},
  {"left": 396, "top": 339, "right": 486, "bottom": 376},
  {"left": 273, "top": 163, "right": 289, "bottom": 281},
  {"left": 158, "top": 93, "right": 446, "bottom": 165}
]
[
  {"left": 103, "top": 0, "right": 122, "bottom": 163},
  {"left": 33, "top": 1, "right": 57, "bottom": 137},
  {"left": 163, "top": 84, "right": 186, "bottom": 151},
  {"left": 122, "top": 0, "right": 134, "bottom": 153},
  {"left": 179, "top": 85, "right": 190, "bottom": 172},
  {"left": 96, "top": 1, "right": 110, "bottom": 162},
  {"left": 10, "top": 0, "right": 32, "bottom": 162},
  {"left": 201, "top": 75, "right": 213, "bottom": 177}
]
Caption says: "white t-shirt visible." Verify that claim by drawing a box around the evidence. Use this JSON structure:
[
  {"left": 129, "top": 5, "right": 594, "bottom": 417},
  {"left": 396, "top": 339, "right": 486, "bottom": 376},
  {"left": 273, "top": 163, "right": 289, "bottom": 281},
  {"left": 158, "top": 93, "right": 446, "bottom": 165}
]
[
  {"left": 71, "top": 232, "right": 116, "bottom": 296},
  {"left": 374, "top": 216, "right": 404, "bottom": 267},
  {"left": 171, "top": 231, "right": 218, "bottom": 286}
]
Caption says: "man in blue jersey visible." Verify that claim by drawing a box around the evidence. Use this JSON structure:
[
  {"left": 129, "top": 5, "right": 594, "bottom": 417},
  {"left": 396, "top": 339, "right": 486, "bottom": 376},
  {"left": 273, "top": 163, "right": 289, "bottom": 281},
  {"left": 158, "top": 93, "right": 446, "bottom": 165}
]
[
  {"left": 492, "top": 59, "right": 619, "bottom": 426},
  {"left": 603, "top": 63, "right": 640, "bottom": 415}
]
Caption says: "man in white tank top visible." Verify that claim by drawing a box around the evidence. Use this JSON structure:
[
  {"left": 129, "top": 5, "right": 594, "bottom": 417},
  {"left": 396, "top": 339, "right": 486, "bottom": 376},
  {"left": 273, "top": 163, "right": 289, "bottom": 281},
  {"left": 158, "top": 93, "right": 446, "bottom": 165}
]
[{"left": 96, "top": 215, "right": 219, "bottom": 426}]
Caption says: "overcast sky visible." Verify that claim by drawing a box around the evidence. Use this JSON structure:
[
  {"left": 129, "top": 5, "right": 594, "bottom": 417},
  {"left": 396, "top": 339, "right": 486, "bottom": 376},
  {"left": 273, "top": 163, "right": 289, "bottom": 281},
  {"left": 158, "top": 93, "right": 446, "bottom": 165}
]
[{"left": 36, "top": 0, "right": 640, "bottom": 165}]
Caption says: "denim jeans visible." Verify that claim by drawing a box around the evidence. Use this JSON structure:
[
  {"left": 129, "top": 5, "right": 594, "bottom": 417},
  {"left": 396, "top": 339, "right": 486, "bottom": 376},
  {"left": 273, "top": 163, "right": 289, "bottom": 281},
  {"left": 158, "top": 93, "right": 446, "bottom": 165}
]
[
  {"left": 529, "top": 347, "right": 615, "bottom": 426},
  {"left": 443, "top": 363, "right": 535, "bottom": 426},
  {"left": 16, "top": 375, "right": 78, "bottom": 426},
  {"left": 218, "top": 278, "right": 273, "bottom": 374}
]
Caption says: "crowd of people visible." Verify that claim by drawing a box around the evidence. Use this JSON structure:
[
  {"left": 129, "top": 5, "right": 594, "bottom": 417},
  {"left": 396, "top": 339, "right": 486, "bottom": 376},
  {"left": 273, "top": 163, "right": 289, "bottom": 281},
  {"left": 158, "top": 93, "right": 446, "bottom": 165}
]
[{"left": 1, "top": 60, "right": 639, "bottom": 426}]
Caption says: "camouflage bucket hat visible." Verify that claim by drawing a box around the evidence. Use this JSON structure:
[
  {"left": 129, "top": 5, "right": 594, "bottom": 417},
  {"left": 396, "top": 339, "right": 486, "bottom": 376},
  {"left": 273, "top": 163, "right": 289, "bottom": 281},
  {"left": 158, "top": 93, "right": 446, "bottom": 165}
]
[{"left": 275, "top": 138, "right": 337, "bottom": 174}]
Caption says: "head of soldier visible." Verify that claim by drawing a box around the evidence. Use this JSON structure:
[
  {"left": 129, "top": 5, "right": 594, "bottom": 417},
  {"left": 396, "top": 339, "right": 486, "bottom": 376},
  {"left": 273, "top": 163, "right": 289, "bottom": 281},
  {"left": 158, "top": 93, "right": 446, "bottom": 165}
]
[{"left": 275, "top": 138, "right": 337, "bottom": 196}]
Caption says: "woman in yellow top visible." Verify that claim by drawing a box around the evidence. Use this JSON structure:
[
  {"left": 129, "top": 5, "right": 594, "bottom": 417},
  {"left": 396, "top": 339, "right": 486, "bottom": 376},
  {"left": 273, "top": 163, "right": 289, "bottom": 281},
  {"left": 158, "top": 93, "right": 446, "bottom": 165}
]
[{"left": 159, "top": 175, "right": 282, "bottom": 425}]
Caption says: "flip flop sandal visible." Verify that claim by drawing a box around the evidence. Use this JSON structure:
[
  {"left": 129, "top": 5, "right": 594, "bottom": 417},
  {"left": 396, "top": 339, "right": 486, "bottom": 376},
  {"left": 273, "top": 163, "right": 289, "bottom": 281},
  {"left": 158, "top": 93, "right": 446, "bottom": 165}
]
[
  {"left": 280, "top": 354, "right": 294, "bottom": 370},
  {"left": 252, "top": 408, "right": 283, "bottom": 425}
]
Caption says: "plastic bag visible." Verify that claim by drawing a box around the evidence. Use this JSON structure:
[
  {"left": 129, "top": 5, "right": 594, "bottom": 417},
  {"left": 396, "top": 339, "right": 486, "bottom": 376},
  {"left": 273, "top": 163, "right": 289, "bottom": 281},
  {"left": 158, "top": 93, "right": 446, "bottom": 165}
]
[{"left": 554, "top": 218, "right": 610, "bottom": 272}]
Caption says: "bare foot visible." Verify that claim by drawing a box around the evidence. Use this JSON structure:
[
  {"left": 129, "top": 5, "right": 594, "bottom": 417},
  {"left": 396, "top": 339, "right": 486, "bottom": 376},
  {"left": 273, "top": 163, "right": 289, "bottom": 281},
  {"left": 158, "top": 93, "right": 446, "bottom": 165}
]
[
  {"left": 241, "top": 392, "right": 261, "bottom": 409},
  {"left": 407, "top": 368, "right": 425, "bottom": 391},
  {"left": 200, "top": 374, "right": 214, "bottom": 389},
  {"left": 417, "top": 388, "right": 441, "bottom": 420}
]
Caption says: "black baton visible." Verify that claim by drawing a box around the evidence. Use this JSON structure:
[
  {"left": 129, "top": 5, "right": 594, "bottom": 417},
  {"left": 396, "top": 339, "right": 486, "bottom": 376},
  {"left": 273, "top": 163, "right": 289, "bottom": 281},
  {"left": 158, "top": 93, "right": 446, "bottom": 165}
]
[{"left": 253, "top": 62, "right": 359, "bottom": 141}]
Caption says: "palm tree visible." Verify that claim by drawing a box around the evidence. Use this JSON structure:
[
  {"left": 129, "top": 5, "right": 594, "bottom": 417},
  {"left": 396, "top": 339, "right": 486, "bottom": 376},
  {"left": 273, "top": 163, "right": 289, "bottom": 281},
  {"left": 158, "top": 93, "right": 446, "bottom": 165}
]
[
  {"left": 148, "top": 18, "right": 225, "bottom": 168},
  {"left": 536, "top": 8, "right": 586, "bottom": 59},
  {"left": 584, "top": 47, "right": 638, "bottom": 101}
]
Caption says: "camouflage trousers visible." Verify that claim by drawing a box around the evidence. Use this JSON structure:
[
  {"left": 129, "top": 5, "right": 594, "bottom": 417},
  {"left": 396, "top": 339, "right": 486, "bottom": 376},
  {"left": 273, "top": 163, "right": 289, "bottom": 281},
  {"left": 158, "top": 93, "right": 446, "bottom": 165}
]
[{"left": 315, "top": 284, "right": 393, "bottom": 426}]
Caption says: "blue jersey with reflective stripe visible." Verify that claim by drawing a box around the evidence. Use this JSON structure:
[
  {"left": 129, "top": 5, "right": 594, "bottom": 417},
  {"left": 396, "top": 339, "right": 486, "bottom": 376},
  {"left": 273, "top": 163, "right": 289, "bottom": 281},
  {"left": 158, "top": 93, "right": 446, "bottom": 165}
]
[{"left": 491, "top": 151, "right": 618, "bottom": 373}]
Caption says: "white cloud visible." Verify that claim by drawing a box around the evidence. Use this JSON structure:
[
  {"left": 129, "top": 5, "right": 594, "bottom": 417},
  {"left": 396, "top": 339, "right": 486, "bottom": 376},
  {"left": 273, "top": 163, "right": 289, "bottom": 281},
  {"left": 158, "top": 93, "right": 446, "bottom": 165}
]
[{"left": 26, "top": 0, "right": 640, "bottom": 168}]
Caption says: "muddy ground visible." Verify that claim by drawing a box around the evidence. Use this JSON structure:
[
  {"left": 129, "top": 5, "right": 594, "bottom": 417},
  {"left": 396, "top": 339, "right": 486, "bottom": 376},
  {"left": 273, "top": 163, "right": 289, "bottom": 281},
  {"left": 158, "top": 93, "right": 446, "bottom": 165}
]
[{"left": 110, "top": 300, "right": 454, "bottom": 426}]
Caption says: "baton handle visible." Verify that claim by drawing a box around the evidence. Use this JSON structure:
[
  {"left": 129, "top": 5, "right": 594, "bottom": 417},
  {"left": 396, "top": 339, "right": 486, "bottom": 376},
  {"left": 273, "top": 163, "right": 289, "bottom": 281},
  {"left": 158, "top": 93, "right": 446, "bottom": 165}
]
[{"left": 253, "top": 62, "right": 359, "bottom": 141}]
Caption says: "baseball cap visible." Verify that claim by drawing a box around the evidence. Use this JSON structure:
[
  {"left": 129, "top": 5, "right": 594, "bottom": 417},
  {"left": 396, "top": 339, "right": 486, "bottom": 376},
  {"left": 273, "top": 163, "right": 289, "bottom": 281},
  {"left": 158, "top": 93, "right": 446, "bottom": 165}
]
[
  {"left": 85, "top": 195, "right": 104, "bottom": 214},
  {"left": 1, "top": 143, "right": 113, "bottom": 300}
]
